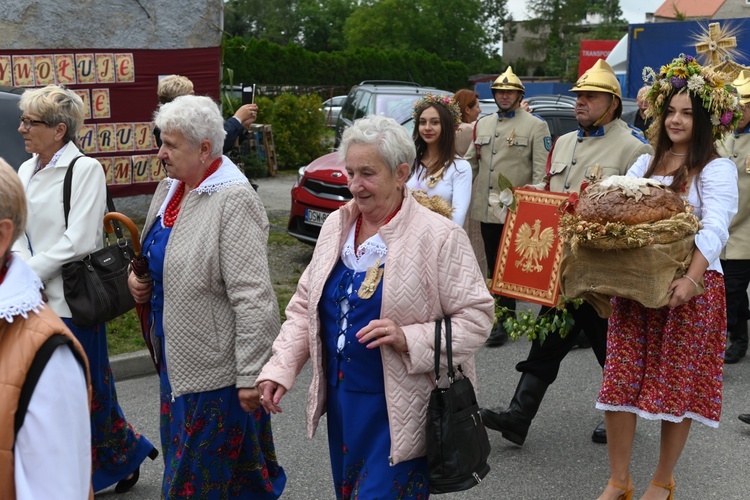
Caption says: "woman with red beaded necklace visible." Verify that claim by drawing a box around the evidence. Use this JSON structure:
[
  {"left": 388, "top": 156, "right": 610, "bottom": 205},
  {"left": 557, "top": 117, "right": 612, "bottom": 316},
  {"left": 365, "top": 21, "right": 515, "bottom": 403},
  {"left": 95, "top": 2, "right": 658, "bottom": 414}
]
[
  {"left": 127, "top": 95, "right": 286, "bottom": 498},
  {"left": 256, "top": 115, "right": 494, "bottom": 497}
]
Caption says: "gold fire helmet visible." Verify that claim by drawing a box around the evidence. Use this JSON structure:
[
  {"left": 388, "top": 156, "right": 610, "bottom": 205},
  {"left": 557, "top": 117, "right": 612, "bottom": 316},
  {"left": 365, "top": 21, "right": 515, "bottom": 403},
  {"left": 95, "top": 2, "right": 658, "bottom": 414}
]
[
  {"left": 734, "top": 69, "right": 750, "bottom": 105},
  {"left": 491, "top": 66, "right": 525, "bottom": 94},
  {"left": 570, "top": 59, "right": 622, "bottom": 98}
]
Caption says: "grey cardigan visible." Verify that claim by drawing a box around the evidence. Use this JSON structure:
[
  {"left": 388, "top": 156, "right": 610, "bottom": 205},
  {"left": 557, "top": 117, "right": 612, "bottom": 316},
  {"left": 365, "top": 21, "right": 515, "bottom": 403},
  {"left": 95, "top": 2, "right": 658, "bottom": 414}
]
[{"left": 143, "top": 160, "right": 279, "bottom": 397}]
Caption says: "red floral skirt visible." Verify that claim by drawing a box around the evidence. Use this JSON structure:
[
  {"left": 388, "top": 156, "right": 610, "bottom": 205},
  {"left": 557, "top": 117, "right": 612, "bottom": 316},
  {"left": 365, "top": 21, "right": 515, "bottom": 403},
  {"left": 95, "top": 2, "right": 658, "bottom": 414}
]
[{"left": 596, "top": 271, "right": 726, "bottom": 427}]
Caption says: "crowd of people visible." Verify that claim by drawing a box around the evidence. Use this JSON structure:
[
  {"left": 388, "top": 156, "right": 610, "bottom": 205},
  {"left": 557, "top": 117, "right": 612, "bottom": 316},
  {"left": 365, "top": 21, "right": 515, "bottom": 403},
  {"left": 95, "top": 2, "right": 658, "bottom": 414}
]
[{"left": 1, "top": 51, "right": 748, "bottom": 499}]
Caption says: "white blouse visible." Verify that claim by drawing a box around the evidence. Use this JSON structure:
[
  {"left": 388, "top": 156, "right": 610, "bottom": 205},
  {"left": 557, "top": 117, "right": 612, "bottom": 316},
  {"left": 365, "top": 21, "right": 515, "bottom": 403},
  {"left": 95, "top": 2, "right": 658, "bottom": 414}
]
[
  {"left": 406, "top": 157, "right": 472, "bottom": 227},
  {"left": 627, "top": 154, "right": 738, "bottom": 273}
]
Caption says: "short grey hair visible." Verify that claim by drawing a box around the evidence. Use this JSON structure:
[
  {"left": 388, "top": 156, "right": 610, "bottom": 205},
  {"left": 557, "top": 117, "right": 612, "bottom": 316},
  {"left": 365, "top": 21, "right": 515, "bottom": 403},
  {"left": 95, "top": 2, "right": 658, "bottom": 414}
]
[
  {"left": 338, "top": 115, "right": 416, "bottom": 174},
  {"left": 19, "top": 85, "right": 85, "bottom": 143},
  {"left": 154, "top": 95, "right": 225, "bottom": 157},
  {"left": 0, "top": 158, "right": 26, "bottom": 243}
]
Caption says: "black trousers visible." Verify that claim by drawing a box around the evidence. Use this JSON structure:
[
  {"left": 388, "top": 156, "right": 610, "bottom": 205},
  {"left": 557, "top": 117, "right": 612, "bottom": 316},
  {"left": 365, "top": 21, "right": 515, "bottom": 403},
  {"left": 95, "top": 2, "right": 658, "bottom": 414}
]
[
  {"left": 515, "top": 301, "right": 608, "bottom": 385},
  {"left": 481, "top": 222, "right": 515, "bottom": 310},
  {"left": 721, "top": 259, "right": 750, "bottom": 338}
]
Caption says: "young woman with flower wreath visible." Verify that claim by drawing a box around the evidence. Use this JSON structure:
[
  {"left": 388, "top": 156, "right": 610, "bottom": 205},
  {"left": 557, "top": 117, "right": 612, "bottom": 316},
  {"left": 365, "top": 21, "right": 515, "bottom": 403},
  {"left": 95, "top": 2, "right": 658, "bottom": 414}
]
[
  {"left": 595, "top": 55, "right": 741, "bottom": 500},
  {"left": 406, "top": 93, "right": 473, "bottom": 226}
]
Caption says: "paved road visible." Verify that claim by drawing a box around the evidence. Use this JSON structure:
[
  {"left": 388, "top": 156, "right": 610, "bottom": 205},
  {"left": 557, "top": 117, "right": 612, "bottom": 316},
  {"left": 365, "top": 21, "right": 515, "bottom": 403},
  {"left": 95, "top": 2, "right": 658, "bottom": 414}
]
[
  {"left": 99, "top": 174, "right": 750, "bottom": 498},
  {"left": 102, "top": 337, "right": 750, "bottom": 499}
]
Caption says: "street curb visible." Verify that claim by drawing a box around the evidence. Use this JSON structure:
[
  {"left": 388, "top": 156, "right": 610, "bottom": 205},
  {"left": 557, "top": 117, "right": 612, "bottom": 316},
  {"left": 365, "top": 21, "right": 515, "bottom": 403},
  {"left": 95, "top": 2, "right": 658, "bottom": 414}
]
[{"left": 111, "top": 349, "right": 156, "bottom": 381}]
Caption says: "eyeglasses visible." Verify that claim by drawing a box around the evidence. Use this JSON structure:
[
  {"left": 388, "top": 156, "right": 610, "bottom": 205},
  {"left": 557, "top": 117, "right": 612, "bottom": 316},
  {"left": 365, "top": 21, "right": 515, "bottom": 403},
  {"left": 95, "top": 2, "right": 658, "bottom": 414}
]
[{"left": 19, "top": 115, "right": 49, "bottom": 130}]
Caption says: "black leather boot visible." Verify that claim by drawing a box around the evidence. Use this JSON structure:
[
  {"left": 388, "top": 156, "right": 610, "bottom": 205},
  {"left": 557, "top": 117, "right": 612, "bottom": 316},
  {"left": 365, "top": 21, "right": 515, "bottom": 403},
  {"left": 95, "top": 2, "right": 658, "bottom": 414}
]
[
  {"left": 480, "top": 373, "right": 549, "bottom": 446},
  {"left": 725, "top": 319, "right": 748, "bottom": 364},
  {"left": 485, "top": 321, "right": 508, "bottom": 347}
]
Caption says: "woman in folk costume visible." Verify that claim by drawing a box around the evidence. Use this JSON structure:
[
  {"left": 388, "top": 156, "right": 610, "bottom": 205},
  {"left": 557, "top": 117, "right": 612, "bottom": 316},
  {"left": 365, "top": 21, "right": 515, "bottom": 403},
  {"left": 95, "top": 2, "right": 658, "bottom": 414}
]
[{"left": 596, "top": 55, "right": 741, "bottom": 500}]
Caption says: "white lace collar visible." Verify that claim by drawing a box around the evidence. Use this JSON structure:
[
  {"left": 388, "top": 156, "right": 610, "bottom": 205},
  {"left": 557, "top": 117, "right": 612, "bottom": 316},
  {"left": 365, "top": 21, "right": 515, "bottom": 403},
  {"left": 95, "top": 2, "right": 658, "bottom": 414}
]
[
  {"left": 157, "top": 156, "right": 250, "bottom": 224},
  {"left": 0, "top": 256, "right": 45, "bottom": 323},
  {"left": 341, "top": 222, "right": 388, "bottom": 273}
]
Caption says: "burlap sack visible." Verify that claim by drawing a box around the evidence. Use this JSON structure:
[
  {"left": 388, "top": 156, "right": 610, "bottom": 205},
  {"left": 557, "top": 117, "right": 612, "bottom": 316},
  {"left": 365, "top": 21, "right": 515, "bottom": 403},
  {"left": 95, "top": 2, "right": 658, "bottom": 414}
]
[{"left": 560, "top": 235, "right": 703, "bottom": 318}]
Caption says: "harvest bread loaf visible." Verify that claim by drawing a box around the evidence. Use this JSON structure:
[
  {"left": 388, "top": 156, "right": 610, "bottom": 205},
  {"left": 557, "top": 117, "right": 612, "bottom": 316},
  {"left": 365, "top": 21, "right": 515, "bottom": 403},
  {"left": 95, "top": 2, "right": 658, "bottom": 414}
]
[{"left": 576, "top": 176, "right": 685, "bottom": 225}]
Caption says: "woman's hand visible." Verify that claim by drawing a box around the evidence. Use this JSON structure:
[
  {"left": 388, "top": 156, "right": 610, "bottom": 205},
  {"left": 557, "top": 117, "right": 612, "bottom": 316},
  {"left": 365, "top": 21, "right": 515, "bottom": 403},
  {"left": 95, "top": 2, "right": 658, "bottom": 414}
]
[
  {"left": 257, "top": 380, "right": 287, "bottom": 414},
  {"left": 238, "top": 387, "right": 262, "bottom": 413},
  {"left": 356, "top": 319, "right": 408, "bottom": 353},
  {"left": 668, "top": 276, "right": 699, "bottom": 308},
  {"left": 127, "top": 271, "right": 152, "bottom": 304}
]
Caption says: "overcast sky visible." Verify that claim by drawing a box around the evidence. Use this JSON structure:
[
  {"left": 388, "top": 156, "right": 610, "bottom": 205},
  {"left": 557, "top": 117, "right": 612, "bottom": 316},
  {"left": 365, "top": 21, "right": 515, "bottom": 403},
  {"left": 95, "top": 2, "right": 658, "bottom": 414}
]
[{"left": 506, "top": 0, "right": 660, "bottom": 24}]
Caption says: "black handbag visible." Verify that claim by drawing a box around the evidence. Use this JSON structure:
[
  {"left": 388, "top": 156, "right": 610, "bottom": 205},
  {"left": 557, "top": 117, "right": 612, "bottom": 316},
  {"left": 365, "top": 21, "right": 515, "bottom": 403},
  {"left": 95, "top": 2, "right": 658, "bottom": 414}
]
[
  {"left": 426, "top": 316, "right": 491, "bottom": 493},
  {"left": 60, "top": 156, "right": 136, "bottom": 327}
]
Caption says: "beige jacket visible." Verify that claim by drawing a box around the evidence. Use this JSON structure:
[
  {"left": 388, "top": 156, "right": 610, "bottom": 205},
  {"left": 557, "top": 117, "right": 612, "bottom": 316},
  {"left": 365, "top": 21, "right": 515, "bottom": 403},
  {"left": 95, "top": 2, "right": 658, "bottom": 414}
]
[
  {"left": 545, "top": 119, "right": 653, "bottom": 193},
  {"left": 465, "top": 109, "right": 551, "bottom": 223},
  {"left": 143, "top": 159, "right": 279, "bottom": 397},
  {"left": 719, "top": 131, "right": 750, "bottom": 259},
  {"left": 256, "top": 192, "right": 494, "bottom": 465}
]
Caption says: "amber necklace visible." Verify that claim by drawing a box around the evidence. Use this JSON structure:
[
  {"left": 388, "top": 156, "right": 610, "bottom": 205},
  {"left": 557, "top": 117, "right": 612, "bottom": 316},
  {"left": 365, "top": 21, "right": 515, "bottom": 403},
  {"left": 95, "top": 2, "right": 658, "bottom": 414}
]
[{"left": 163, "top": 158, "right": 221, "bottom": 227}]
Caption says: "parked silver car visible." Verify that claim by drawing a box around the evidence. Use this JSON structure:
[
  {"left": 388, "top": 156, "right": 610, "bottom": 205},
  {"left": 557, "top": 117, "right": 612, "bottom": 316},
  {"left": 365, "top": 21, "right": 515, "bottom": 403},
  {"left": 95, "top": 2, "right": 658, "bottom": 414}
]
[{"left": 321, "top": 95, "right": 346, "bottom": 128}]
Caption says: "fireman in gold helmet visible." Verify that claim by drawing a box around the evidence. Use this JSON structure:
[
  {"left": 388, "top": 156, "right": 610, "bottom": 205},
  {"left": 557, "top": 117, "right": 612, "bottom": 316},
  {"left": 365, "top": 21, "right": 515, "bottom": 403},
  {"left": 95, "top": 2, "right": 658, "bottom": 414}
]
[
  {"left": 465, "top": 66, "right": 551, "bottom": 347},
  {"left": 480, "top": 59, "right": 653, "bottom": 447},
  {"left": 719, "top": 69, "right": 750, "bottom": 367},
  {"left": 570, "top": 59, "right": 623, "bottom": 129}
]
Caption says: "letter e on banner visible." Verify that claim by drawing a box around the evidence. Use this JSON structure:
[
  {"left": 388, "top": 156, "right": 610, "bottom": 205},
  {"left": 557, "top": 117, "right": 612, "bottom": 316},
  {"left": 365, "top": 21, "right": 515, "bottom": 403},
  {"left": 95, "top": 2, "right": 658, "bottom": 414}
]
[
  {"left": 75, "top": 53, "right": 96, "bottom": 84},
  {"left": 95, "top": 53, "right": 116, "bottom": 84},
  {"left": 34, "top": 55, "right": 55, "bottom": 85},
  {"left": 12, "top": 55, "right": 34, "bottom": 87},
  {"left": 0, "top": 56, "right": 11, "bottom": 85},
  {"left": 113, "top": 156, "right": 132, "bottom": 184},
  {"left": 132, "top": 155, "right": 150, "bottom": 183},
  {"left": 134, "top": 123, "right": 154, "bottom": 150},
  {"left": 98, "top": 157, "right": 114, "bottom": 185},
  {"left": 150, "top": 155, "right": 165, "bottom": 182},
  {"left": 55, "top": 54, "right": 76, "bottom": 85},
  {"left": 115, "top": 123, "right": 135, "bottom": 152},
  {"left": 77, "top": 125, "right": 98, "bottom": 154},
  {"left": 92, "top": 88, "right": 111, "bottom": 119},
  {"left": 97, "top": 123, "right": 116, "bottom": 153},
  {"left": 115, "top": 53, "right": 135, "bottom": 83},
  {"left": 73, "top": 89, "right": 91, "bottom": 120}
]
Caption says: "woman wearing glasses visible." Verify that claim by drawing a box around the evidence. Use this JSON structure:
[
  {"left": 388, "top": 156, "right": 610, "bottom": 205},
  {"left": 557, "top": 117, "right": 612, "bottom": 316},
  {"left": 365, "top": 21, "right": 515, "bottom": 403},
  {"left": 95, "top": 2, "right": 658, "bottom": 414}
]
[{"left": 12, "top": 85, "right": 157, "bottom": 494}]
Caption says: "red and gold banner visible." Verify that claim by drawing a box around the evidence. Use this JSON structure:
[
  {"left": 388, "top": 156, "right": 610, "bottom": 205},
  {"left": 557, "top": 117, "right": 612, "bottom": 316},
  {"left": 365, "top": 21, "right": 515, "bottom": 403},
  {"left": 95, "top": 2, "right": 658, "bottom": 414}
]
[
  {"left": 490, "top": 189, "right": 569, "bottom": 307},
  {"left": 0, "top": 47, "right": 220, "bottom": 197}
]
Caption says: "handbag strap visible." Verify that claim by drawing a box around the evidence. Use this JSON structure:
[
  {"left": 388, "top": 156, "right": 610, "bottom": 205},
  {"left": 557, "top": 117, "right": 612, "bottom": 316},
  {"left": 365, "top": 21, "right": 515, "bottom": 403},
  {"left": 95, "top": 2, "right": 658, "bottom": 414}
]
[
  {"left": 63, "top": 155, "right": 124, "bottom": 239},
  {"left": 434, "top": 317, "right": 456, "bottom": 383}
]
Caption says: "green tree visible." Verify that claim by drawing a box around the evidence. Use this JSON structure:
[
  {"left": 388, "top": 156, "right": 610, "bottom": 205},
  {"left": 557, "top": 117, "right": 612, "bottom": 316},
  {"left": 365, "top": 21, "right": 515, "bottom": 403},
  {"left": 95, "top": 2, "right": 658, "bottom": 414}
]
[
  {"left": 224, "top": 0, "right": 303, "bottom": 45},
  {"left": 297, "top": 0, "right": 358, "bottom": 52}
]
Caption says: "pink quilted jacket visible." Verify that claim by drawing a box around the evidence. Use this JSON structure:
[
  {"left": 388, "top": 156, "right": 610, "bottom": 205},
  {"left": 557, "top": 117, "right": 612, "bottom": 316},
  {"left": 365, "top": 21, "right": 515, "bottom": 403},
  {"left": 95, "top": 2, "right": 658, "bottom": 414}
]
[{"left": 256, "top": 191, "right": 494, "bottom": 465}]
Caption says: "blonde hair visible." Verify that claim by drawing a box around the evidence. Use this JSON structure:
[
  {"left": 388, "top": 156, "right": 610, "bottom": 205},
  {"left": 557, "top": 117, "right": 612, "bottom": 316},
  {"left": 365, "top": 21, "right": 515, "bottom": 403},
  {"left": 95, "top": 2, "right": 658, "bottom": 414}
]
[
  {"left": 0, "top": 158, "right": 26, "bottom": 242},
  {"left": 157, "top": 75, "right": 194, "bottom": 104},
  {"left": 19, "top": 85, "right": 85, "bottom": 143}
]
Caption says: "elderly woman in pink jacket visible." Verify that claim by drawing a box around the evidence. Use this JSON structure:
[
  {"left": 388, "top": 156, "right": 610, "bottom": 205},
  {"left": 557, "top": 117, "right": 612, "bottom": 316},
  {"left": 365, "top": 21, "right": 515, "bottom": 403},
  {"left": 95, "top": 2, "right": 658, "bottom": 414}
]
[{"left": 257, "top": 115, "right": 494, "bottom": 498}]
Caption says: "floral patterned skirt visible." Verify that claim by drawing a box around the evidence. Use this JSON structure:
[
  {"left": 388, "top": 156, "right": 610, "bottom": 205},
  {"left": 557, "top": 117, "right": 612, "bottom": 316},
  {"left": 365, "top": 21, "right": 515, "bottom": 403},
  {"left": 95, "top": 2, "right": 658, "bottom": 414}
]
[
  {"left": 596, "top": 271, "right": 726, "bottom": 427},
  {"left": 326, "top": 383, "right": 429, "bottom": 499},
  {"left": 63, "top": 319, "right": 156, "bottom": 492},
  {"left": 159, "top": 334, "right": 286, "bottom": 499}
]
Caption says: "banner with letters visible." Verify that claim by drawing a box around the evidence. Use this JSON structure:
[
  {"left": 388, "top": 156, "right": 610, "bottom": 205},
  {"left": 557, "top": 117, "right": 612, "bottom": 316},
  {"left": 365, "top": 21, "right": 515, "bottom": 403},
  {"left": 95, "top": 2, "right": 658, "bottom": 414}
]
[{"left": 0, "top": 47, "right": 220, "bottom": 197}]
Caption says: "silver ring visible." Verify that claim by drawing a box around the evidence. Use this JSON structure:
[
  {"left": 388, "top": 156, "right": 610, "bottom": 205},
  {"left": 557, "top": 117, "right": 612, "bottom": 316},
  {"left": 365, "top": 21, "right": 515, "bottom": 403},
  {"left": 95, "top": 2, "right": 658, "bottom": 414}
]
[
  {"left": 384, "top": 326, "right": 388, "bottom": 334},
  {"left": 260, "top": 394, "right": 265, "bottom": 402}
]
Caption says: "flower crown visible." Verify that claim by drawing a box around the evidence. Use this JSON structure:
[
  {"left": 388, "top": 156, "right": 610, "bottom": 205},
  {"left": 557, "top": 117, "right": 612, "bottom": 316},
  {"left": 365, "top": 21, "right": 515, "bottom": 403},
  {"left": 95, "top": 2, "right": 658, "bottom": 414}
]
[
  {"left": 642, "top": 54, "right": 742, "bottom": 141},
  {"left": 412, "top": 93, "right": 462, "bottom": 130}
]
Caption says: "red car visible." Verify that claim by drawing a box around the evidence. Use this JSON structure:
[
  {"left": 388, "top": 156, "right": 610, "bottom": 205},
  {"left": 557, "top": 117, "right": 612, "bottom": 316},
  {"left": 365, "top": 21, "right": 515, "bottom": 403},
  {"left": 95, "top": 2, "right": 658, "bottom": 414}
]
[{"left": 287, "top": 151, "right": 350, "bottom": 244}]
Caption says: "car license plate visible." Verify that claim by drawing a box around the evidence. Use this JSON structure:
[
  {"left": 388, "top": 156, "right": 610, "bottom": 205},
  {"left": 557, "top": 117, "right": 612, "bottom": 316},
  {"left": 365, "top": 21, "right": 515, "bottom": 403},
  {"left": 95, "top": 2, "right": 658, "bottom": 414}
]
[{"left": 305, "top": 209, "right": 329, "bottom": 226}]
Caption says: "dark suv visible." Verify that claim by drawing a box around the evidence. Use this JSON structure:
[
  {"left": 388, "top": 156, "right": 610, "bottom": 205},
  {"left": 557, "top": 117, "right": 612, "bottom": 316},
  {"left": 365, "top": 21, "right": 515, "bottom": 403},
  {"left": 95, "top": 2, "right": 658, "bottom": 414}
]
[{"left": 334, "top": 81, "right": 451, "bottom": 147}]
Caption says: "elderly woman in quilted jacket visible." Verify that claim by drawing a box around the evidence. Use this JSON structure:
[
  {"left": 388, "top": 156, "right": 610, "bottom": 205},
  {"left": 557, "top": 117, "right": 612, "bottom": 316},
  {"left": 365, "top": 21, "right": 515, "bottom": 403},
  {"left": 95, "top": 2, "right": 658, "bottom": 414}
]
[
  {"left": 257, "top": 115, "right": 494, "bottom": 498},
  {"left": 127, "top": 95, "right": 286, "bottom": 498}
]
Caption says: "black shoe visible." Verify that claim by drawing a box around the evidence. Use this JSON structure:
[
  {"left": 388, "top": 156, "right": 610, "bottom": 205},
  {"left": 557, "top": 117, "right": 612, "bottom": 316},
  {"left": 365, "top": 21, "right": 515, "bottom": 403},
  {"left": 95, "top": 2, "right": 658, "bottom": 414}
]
[
  {"left": 485, "top": 322, "right": 508, "bottom": 347},
  {"left": 739, "top": 414, "right": 750, "bottom": 425},
  {"left": 724, "top": 343, "right": 747, "bottom": 364},
  {"left": 592, "top": 419, "right": 607, "bottom": 443},
  {"left": 480, "top": 373, "right": 549, "bottom": 446},
  {"left": 114, "top": 447, "right": 159, "bottom": 494}
]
